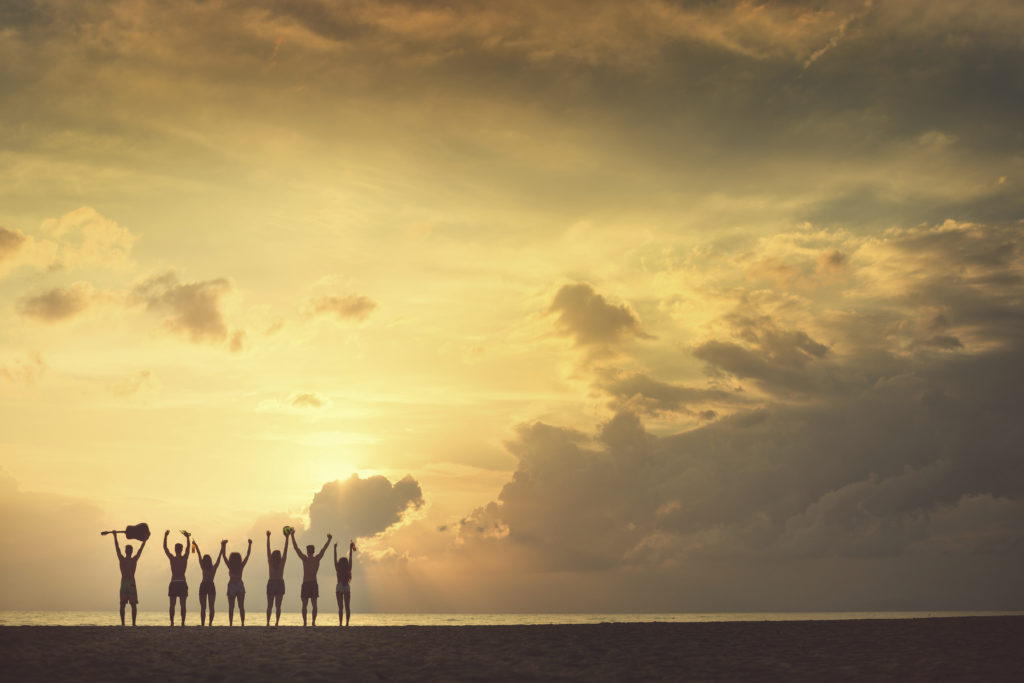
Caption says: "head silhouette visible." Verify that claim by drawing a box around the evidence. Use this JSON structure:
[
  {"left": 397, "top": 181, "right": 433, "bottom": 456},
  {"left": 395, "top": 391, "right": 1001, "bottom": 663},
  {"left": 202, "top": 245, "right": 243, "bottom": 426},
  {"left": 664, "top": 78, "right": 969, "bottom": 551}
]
[
  {"left": 271, "top": 550, "right": 281, "bottom": 562},
  {"left": 306, "top": 544, "right": 315, "bottom": 555},
  {"left": 228, "top": 551, "right": 242, "bottom": 571},
  {"left": 200, "top": 554, "right": 213, "bottom": 570},
  {"left": 174, "top": 543, "right": 183, "bottom": 555},
  {"left": 125, "top": 545, "right": 134, "bottom": 558}
]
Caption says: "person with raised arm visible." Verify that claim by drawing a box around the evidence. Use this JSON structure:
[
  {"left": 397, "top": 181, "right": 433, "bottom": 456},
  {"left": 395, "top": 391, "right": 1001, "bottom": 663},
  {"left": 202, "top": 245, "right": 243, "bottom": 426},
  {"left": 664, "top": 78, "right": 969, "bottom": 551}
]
[
  {"left": 334, "top": 539, "right": 357, "bottom": 626},
  {"left": 220, "top": 538, "right": 252, "bottom": 626},
  {"left": 266, "top": 528, "right": 290, "bottom": 626},
  {"left": 194, "top": 539, "right": 225, "bottom": 626},
  {"left": 163, "top": 529, "right": 191, "bottom": 626},
  {"left": 113, "top": 532, "right": 147, "bottom": 626},
  {"left": 291, "top": 531, "right": 332, "bottom": 626}
]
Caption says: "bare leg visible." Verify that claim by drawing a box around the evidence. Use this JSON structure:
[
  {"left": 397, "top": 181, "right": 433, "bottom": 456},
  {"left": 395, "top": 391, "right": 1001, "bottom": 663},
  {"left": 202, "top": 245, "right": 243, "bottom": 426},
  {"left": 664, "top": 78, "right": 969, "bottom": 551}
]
[
  {"left": 120, "top": 601, "right": 126, "bottom": 626},
  {"left": 131, "top": 603, "right": 138, "bottom": 626},
  {"left": 301, "top": 597, "right": 308, "bottom": 626},
  {"left": 266, "top": 595, "right": 272, "bottom": 626},
  {"left": 169, "top": 596, "right": 175, "bottom": 626},
  {"left": 239, "top": 594, "right": 246, "bottom": 626},
  {"left": 179, "top": 596, "right": 186, "bottom": 626},
  {"left": 228, "top": 595, "right": 236, "bottom": 626},
  {"left": 274, "top": 594, "right": 283, "bottom": 626},
  {"left": 209, "top": 594, "right": 215, "bottom": 625},
  {"left": 311, "top": 597, "right": 318, "bottom": 626},
  {"left": 343, "top": 592, "right": 351, "bottom": 626},
  {"left": 200, "top": 596, "right": 207, "bottom": 626},
  {"left": 336, "top": 591, "right": 343, "bottom": 626}
]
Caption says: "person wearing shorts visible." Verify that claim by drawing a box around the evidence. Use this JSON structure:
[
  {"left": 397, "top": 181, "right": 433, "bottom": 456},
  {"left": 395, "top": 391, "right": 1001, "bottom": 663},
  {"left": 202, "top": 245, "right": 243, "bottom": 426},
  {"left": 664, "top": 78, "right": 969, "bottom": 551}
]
[
  {"left": 113, "top": 532, "right": 146, "bottom": 626},
  {"left": 334, "top": 540, "right": 356, "bottom": 626},
  {"left": 163, "top": 529, "right": 191, "bottom": 626},
  {"left": 292, "top": 531, "right": 332, "bottom": 626},
  {"left": 194, "top": 539, "right": 225, "bottom": 626},
  {"left": 220, "top": 538, "right": 252, "bottom": 626},
  {"left": 266, "top": 529, "right": 291, "bottom": 627}
]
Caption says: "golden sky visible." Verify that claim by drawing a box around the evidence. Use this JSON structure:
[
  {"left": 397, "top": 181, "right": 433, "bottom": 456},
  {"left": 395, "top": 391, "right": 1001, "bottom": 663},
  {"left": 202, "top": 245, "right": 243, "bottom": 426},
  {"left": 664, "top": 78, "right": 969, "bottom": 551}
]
[{"left": 2, "top": 0, "right": 1023, "bottom": 612}]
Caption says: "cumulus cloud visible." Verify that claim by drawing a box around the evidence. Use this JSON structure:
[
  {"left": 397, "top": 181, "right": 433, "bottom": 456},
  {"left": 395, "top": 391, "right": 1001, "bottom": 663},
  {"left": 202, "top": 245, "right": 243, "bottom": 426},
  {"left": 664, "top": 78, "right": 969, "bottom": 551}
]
[
  {"left": 549, "top": 283, "right": 648, "bottom": 349},
  {"left": 598, "top": 370, "right": 749, "bottom": 416},
  {"left": 39, "top": 206, "right": 136, "bottom": 270},
  {"left": 131, "top": 272, "right": 235, "bottom": 345},
  {"left": 309, "top": 294, "right": 377, "bottom": 322},
  {"left": 306, "top": 473, "right": 425, "bottom": 542},
  {"left": 16, "top": 282, "right": 94, "bottom": 322}
]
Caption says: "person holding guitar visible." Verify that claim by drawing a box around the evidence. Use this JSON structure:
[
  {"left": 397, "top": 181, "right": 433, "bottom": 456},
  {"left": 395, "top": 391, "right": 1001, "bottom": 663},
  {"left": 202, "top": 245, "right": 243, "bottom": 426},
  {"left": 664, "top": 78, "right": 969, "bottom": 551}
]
[
  {"left": 163, "top": 529, "right": 192, "bottom": 626},
  {"left": 112, "top": 531, "right": 147, "bottom": 626}
]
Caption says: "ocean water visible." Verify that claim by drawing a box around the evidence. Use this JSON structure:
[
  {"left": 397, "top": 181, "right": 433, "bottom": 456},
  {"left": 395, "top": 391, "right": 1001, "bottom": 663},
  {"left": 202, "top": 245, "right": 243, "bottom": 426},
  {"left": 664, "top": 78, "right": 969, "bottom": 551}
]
[{"left": 0, "top": 610, "right": 1019, "bottom": 627}]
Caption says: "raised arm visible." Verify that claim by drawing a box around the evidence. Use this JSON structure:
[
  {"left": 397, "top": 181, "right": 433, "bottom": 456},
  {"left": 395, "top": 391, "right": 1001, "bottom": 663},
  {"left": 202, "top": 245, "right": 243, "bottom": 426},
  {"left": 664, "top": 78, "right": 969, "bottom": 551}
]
[
  {"left": 333, "top": 543, "right": 338, "bottom": 568},
  {"left": 163, "top": 530, "right": 172, "bottom": 559},
  {"left": 316, "top": 534, "right": 332, "bottom": 560},
  {"left": 266, "top": 530, "right": 272, "bottom": 559},
  {"left": 136, "top": 537, "right": 148, "bottom": 559},
  {"left": 348, "top": 540, "right": 354, "bottom": 568},
  {"left": 241, "top": 539, "right": 253, "bottom": 567},
  {"left": 113, "top": 532, "right": 123, "bottom": 559},
  {"left": 291, "top": 532, "right": 307, "bottom": 559},
  {"left": 215, "top": 540, "right": 226, "bottom": 569},
  {"left": 281, "top": 532, "right": 290, "bottom": 562},
  {"left": 183, "top": 531, "right": 192, "bottom": 561},
  {"left": 192, "top": 539, "right": 202, "bottom": 560}
]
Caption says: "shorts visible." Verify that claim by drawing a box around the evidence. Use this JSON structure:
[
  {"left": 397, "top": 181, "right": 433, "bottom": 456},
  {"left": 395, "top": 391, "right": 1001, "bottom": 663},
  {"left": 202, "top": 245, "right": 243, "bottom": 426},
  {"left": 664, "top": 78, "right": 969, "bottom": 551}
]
[
  {"left": 168, "top": 580, "right": 188, "bottom": 598},
  {"left": 336, "top": 583, "right": 350, "bottom": 594},
  {"left": 120, "top": 579, "right": 138, "bottom": 604},
  {"left": 301, "top": 581, "right": 319, "bottom": 600},
  {"left": 199, "top": 580, "right": 216, "bottom": 600},
  {"left": 227, "top": 579, "right": 246, "bottom": 598},
  {"left": 266, "top": 578, "right": 285, "bottom": 598}
]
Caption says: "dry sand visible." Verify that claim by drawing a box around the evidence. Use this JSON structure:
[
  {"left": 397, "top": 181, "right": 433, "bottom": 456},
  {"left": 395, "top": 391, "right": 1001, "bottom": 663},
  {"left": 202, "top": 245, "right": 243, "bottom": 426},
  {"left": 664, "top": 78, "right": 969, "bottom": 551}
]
[{"left": 2, "top": 616, "right": 1022, "bottom": 681}]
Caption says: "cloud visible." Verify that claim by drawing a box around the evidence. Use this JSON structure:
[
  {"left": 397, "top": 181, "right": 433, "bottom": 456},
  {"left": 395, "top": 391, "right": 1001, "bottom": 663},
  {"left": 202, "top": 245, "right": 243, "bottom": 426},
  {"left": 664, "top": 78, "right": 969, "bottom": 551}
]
[
  {"left": 131, "top": 272, "right": 235, "bottom": 345},
  {"left": 0, "top": 353, "right": 46, "bottom": 386},
  {"left": 309, "top": 294, "right": 377, "bottom": 322},
  {"left": 38, "top": 206, "right": 136, "bottom": 270},
  {"left": 306, "top": 473, "right": 425, "bottom": 542},
  {"left": 549, "top": 283, "right": 648, "bottom": 348},
  {"left": 16, "top": 282, "right": 94, "bottom": 322},
  {"left": 597, "top": 370, "right": 748, "bottom": 416},
  {"left": 0, "top": 226, "right": 27, "bottom": 263},
  {"left": 291, "top": 393, "right": 325, "bottom": 408}
]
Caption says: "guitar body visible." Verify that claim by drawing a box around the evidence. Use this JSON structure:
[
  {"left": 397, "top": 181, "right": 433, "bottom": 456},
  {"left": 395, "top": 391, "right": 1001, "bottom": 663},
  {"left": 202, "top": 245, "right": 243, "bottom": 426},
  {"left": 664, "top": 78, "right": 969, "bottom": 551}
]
[{"left": 124, "top": 523, "right": 151, "bottom": 541}]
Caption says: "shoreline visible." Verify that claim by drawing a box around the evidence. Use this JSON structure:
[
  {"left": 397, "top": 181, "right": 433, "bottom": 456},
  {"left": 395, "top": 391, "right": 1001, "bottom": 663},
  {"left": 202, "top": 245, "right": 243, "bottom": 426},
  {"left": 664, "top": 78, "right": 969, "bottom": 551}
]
[{"left": 3, "top": 616, "right": 1023, "bottom": 681}]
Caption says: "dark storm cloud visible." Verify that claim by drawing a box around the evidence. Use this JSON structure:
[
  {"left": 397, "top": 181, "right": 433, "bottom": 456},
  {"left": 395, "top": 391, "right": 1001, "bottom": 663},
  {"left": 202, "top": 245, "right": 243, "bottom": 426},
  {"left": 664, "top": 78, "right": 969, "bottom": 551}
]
[
  {"left": 0, "top": 226, "right": 27, "bottom": 263},
  {"left": 17, "top": 283, "right": 92, "bottom": 322},
  {"left": 309, "top": 294, "right": 377, "bottom": 322},
  {"left": 131, "top": 272, "right": 234, "bottom": 345},
  {"left": 549, "top": 283, "right": 648, "bottom": 348},
  {"left": 307, "top": 473, "right": 425, "bottom": 542},
  {"left": 597, "top": 370, "right": 747, "bottom": 416}
]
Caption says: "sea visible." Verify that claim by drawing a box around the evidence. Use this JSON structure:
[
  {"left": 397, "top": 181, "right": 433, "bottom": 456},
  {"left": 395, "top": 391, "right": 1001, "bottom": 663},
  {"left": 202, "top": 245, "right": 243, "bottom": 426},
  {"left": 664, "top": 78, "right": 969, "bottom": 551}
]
[{"left": 1, "top": 610, "right": 1019, "bottom": 627}]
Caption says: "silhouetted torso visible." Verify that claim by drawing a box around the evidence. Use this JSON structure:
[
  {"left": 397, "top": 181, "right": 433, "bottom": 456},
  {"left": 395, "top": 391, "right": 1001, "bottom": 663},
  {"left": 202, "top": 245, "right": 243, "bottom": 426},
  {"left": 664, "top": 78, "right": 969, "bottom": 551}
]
[
  {"left": 119, "top": 554, "right": 139, "bottom": 582},
  {"left": 301, "top": 555, "right": 322, "bottom": 582},
  {"left": 169, "top": 554, "right": 188, "bottom": 580},
  {"left": 269, "top": 556, "right": 286, "bottom": 580}
]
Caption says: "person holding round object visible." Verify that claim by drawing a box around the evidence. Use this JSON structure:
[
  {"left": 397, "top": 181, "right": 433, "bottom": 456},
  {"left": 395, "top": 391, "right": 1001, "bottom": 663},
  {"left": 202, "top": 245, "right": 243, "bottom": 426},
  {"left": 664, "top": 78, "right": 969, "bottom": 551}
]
[
  {"left": 334, "top": 540, "right": 357, "bottom": 626},
  {"left": 109, "top": 529, "right": 147, "bottom": 626},
  {"left": 194, "top": 539, "right": 225, "bottom": 626},
  {"left": 163, "top": 529, "right": 192, "bottom": 626},
  {"left": 266, "top": 528, "right": 291, "bottom": 626},
  {"left": 220, "top": 538, "right": 252, "bottom": 626},
  {"left": 292, "top": 531, "right": 332, "bottom": 626}
]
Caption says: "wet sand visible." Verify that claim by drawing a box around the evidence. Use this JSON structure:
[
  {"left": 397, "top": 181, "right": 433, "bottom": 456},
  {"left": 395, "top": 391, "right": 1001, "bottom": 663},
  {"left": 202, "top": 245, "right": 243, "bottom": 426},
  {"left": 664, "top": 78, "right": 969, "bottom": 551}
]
[{"left": 2, "top": 616, "right": 1022, "bottom": 681}]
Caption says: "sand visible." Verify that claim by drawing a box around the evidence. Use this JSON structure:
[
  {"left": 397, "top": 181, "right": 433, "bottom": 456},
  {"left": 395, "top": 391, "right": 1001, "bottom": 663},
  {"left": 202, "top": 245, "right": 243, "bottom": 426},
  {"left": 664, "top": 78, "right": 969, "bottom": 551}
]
[{"left": 2, "top": 616, "right": 1022, "bottom": 681}]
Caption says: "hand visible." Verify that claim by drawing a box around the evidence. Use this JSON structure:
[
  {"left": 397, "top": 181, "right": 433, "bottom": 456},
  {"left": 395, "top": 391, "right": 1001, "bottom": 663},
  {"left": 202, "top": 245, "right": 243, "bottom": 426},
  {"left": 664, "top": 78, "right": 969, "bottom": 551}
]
[
  {"left": 334, "top": 543, "right": 338, "bottom": 548},
  {"left": 183, "top": 531, "right": 191, "bottom": 538},
  {"left": 248, "top": 539, "right": 253, "bottom": 545},
  {"left": 327, "top": 534, "right": 333, "bottom": 540},
  {"left": 164, "top": 530, "right": 170, "bottom": 536},
  {"left": 266, "top": 530, "right": 271, "bottom": 537},
  {"left": 221, "top": 540, "right": 227, "bottom": 546}
]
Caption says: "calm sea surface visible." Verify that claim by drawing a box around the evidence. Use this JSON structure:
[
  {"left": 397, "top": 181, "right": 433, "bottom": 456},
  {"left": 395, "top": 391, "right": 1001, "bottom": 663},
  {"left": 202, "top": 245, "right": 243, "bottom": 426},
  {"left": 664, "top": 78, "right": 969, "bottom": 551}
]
[{"left": 1, "top": 610, "right": 1019, "bottom": 627}]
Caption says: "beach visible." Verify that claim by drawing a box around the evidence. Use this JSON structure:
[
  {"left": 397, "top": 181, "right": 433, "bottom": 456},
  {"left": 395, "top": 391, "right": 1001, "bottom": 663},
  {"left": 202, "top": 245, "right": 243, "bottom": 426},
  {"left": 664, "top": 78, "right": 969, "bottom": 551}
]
[{"left": 2, "top": 616, "right": 1022, "bottom": 681}]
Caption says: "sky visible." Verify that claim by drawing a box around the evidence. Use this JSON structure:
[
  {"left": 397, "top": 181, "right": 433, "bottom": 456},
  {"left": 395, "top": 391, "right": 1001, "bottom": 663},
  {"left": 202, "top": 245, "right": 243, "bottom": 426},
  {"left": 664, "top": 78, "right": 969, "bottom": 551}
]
[{"left": 1, "top": 0, "right": 1023, "bottom": 613}]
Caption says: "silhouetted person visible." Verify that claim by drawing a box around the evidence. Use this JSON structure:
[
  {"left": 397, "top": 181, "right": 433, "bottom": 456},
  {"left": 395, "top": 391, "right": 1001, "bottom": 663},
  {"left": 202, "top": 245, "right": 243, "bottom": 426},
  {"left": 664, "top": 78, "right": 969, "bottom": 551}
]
[
  {"left": 334, "top": 540, "right": 356, "bottom": 626},
  {"left": 194, "top": 539, "right": 225, "bottom": 626},
  {"left": 221, "top": 538, "right": 252, "bottom": 626},
  {"left": 266, "top": 529, "right": 290, "bottom": 626},
  {"left": 164, "top": 529, "right": 191, "bottom": 626},
  {"left": 113, "top": 532, "right": 147, "bottom": 626},
  {"left": 292, "top": 532, "right": 332, "bottom": 626}
]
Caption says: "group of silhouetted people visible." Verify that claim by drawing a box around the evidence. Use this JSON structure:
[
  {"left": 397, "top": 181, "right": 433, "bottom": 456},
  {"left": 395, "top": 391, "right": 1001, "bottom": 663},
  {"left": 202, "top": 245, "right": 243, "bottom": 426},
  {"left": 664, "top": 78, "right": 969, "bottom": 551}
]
[{"left": 111, "top": 528, "right": 355, "bottom": 627}]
